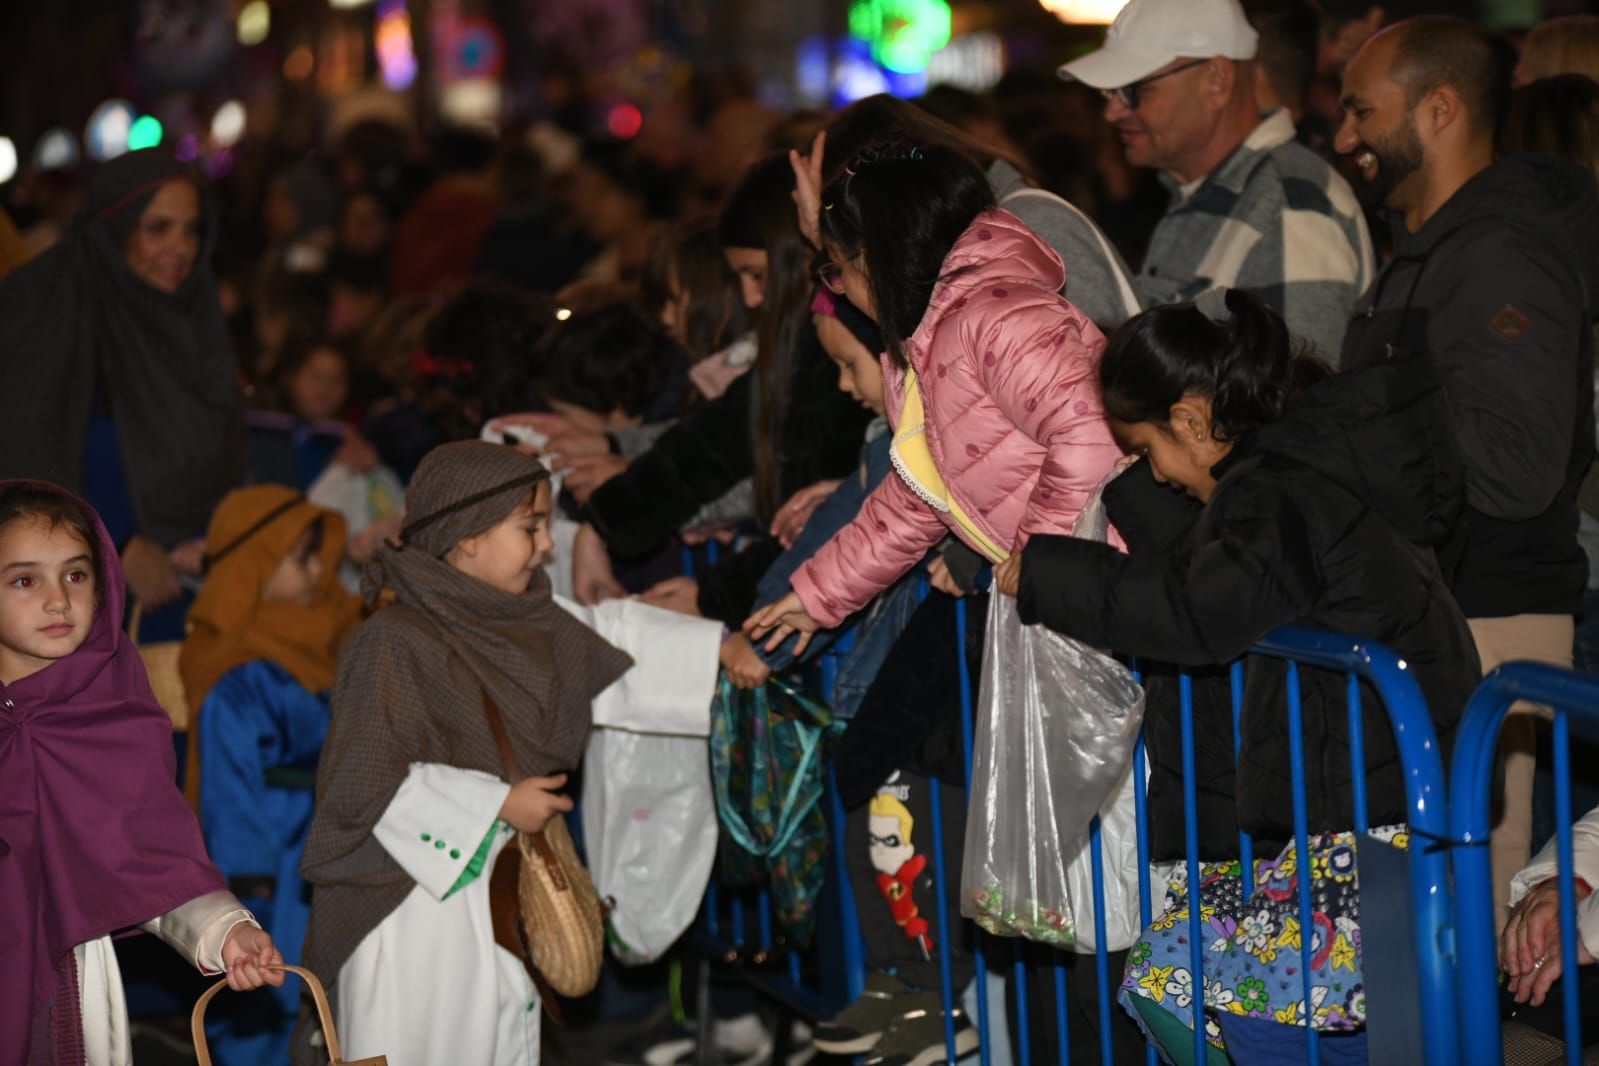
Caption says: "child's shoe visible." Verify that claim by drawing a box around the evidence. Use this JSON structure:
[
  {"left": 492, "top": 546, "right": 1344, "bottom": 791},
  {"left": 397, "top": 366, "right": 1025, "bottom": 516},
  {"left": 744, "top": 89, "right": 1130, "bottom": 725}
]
[
  {"left": 812, "top": 971, "right": 938, "bottom": 1056},
  {"left": 860, "top": 1004, "right": 979, "bottom": 1066}
]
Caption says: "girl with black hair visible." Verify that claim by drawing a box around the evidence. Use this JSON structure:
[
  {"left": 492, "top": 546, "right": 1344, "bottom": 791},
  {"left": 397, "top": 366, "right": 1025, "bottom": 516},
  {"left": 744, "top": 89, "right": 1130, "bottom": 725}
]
[
  {"left": 820, "top": 94, "right": 1140, "bottom": 331},
  {"left": 998, "top": 289, "right": 1478, "bottom": 1063},
  {"left": 568, "top": 153, "right": 870, "bottom": 629},
  {"left": 746, "top": 140, "right": 1121, "bottom": 652}
]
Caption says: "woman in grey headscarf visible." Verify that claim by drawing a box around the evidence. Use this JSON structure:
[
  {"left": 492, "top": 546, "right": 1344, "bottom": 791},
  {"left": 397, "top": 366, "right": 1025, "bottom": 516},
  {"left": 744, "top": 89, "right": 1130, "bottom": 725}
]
[{"left": 0, "top": 148, "right": 244, "bottom": 624}]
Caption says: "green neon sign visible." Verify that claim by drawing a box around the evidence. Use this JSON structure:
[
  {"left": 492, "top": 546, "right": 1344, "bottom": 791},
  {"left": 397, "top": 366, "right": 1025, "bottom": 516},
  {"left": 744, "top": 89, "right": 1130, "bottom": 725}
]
[{"left": 848, "top": 0, "right": 952, "bottom": 74}]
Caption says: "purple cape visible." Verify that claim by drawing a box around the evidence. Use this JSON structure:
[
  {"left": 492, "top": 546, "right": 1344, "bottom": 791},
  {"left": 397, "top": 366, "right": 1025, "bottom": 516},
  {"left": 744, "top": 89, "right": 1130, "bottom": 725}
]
[{"left": 0, "top": 484, "right": 224, "bottom": 1063}]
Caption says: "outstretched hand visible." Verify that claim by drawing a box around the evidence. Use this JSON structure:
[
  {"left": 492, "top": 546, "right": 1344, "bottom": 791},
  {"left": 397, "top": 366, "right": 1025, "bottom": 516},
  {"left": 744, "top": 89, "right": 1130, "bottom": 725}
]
[
  {"left": 744, "top": 591, "right": 822, "bottom": 656},
  {"left": 770, "top": 479, "right": 840, "bottom": 548}
]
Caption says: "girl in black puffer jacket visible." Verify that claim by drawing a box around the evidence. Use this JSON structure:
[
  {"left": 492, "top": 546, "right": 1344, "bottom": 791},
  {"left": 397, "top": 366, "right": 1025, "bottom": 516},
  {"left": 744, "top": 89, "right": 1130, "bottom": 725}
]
[{"left": 1000, "top": 288, "right": 1479, "bottom": 1064}]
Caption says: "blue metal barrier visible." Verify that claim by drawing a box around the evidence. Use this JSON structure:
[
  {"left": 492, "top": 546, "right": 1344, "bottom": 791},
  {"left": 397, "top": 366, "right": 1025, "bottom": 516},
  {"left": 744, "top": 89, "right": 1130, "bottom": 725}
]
[
  {"left": 931, "top": 622, "right": 1455, "bottom": 1065},
  {"left": 686, "top": 537, "right": 1458, "bottom": 1066},
  {"left": 1252, "top": 627, "right": 1459, "bottom": 1066},
  {"left": 1449, "top": 662, "right": 1599, "bottom": 1066}
]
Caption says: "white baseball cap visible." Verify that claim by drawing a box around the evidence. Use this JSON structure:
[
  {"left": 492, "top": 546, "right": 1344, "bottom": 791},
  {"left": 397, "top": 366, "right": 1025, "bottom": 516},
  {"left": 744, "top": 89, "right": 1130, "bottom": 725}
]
[{"left": 1058, "top": 0, "right": 1260, "bottom": 91}]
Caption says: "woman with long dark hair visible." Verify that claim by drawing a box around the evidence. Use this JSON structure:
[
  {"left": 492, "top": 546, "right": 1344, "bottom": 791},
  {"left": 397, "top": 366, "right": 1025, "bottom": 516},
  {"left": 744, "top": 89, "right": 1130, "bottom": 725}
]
[
  {"left": 568, "top": 153, "right": 870, "bottom": 628},
  {"left": 746, "top": 140, "right": 1121, "bottom": 649}
]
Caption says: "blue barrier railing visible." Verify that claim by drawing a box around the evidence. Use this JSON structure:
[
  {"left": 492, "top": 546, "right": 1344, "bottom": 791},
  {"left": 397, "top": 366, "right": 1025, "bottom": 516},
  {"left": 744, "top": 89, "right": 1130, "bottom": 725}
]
[
  {"left": 1449, "top": 662, "right": 1599, "bottom": 1066},
  {"left": 1251, "top": 626, "right": 1459, "bottom": 1066},
  {"left": 686, "top": 548, "right": 1458, "bottom": 1065}
]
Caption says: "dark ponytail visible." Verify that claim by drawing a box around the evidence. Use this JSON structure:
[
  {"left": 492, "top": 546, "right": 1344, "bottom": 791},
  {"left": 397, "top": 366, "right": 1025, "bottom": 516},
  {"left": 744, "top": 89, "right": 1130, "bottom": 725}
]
[
  {"left": 1100, "top": 289, "right": 1328, "bottom": 441},
  {"left": 818, "top": 139, "right": 995, "bottom": 368}
]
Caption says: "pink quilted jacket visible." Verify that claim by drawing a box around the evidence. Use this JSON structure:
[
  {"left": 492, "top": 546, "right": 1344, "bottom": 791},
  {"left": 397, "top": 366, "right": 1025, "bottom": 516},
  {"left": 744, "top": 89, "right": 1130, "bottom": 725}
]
[{"left": 791, "top": 209, "right": 1122, "bottom": 628}]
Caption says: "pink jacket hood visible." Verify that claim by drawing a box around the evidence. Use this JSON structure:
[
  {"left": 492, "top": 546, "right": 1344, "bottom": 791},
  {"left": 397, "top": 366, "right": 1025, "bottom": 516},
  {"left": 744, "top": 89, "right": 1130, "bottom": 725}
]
[{"left": 791, "top": 209, "right": 1122, "bottom": 627}]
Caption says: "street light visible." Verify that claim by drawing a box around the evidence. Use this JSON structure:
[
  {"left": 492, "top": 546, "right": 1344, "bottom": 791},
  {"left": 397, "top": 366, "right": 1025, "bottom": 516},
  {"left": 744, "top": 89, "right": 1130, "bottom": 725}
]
[{"left": 1038, "top": 0, "right": 1128, "bottom": 23}]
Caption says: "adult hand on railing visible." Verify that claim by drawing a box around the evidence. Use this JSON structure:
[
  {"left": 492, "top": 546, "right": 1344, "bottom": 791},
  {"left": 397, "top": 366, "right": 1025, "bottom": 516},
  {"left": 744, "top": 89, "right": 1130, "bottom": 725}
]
[
  {"left": 744, "top": 591, "right": 822, "bottom": 656},
  {"left": 788, "top": 130, "right": 827, "bottom": 250},
  {"left": 573, "top": 522, "right": 625, "bottom": 605},
  {"left": 1502, "top": 876, "right": 1595, "bottom": 1006},
  {"left": 720, "top": 632, "right": 771, "bottom": 690},
  {"left": 770, "top": 479, "right": 841, "bottom": 548}
]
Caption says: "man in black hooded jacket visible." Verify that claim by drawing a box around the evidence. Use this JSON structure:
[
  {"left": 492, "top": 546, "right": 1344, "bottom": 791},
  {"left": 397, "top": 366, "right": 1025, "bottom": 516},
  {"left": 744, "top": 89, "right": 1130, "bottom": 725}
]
[{"left": 1337, "top": 16, "right": 1598, "bottom": 926}]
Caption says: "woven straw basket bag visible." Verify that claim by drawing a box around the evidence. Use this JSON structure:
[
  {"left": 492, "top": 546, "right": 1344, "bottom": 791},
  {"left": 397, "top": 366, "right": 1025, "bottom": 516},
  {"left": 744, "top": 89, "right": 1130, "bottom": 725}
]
[
  {"left": 191, "top": 965, "right": 386, "bottom": 1065},
  {"left": 481, "top": 692, "right": 605, "bottom": 1004},
  {"left": 516, "top": 813, "right": 606, "bottom": 996}
]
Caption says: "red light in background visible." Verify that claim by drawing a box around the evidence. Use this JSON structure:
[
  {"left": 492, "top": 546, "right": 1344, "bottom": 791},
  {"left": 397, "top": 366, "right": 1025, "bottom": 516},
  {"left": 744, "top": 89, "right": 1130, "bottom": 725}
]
[{"left": 607, "top": 103, "right": 643, "bottom": 140}]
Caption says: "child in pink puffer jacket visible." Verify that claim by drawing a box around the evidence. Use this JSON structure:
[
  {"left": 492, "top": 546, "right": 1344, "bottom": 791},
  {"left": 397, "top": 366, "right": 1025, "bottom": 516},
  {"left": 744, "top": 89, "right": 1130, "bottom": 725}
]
[{"left": 749, "top": 138, "right": 1121, "bottom": 650}]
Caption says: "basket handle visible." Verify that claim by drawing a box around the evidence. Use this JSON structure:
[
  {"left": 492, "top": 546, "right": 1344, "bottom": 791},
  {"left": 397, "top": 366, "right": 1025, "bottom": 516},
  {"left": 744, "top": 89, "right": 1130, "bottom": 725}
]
[{"left": 191, "top": 965, "right": 344, "bottom": 1066}]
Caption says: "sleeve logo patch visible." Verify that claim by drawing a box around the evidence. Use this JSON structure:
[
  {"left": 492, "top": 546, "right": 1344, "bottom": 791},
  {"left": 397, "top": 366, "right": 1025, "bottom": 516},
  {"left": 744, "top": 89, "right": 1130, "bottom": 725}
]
[{"left": 1489, "top": 304, "right": 1530, "bottom": 342}]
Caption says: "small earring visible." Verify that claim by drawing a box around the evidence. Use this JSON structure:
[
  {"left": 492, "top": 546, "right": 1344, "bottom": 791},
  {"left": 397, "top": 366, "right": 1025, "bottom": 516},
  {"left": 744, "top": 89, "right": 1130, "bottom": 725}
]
[{"left": 1195, "top": 432, "right": 1206, "bottom": 442}]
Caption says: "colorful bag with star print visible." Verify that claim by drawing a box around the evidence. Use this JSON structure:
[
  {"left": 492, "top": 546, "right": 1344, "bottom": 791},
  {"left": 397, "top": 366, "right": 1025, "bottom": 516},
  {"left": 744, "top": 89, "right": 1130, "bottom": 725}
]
[{"left": 709, "top": 675, "right": 842, "bottom": 945}]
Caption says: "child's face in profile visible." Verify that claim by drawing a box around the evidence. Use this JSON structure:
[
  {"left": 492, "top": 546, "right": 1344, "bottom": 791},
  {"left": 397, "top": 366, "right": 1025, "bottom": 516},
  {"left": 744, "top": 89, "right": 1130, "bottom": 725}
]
[
  {"left": 448, "top": 482, "right": 556, "bottom": 597},
  {"left": 816, "top": 313, "right": 885, "bottom": 415},
  {"left": 262, "top": 526, "right": 326, "bottom": 607},
  {"left": 1110, "top": 398, "right": 1232, "bottom": 502},
  {"left": 0, "top": 517, "right": 96, "bottom": 684}
]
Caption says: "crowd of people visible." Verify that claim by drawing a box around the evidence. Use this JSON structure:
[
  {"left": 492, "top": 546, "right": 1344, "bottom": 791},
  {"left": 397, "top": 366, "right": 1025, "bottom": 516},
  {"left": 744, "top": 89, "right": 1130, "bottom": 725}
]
[{"left": 6, "top": 0, "right": 1599, "bottom": 1064}]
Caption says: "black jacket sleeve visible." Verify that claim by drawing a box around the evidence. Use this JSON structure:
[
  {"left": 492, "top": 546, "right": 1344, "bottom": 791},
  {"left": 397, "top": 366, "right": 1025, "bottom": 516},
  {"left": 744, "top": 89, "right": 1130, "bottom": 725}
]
[
  {"left": 1016, "top": 476, "right": 1321, "bottom": 666},
  {"left": 695, "top": 536, "right": 785, "bottom": 628},
  {"left": 584, "top": 373, "right": 756, "bottom": 560},
  {"left": 1101, "top": 458, "right": 1203, "bottom": 554}
]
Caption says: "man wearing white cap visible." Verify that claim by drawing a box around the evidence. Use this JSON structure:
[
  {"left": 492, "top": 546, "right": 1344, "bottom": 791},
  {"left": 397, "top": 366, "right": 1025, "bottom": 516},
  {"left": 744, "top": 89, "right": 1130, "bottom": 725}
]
[{"left": 1062, "top": 0, "right": 1372, "bottom": 362}]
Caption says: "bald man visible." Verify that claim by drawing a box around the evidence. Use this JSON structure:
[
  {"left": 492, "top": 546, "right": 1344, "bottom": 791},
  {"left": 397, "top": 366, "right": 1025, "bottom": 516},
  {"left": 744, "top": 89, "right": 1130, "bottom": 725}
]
[{"left": 1338, "top": 16, "right": 1599, "bottom": 928}]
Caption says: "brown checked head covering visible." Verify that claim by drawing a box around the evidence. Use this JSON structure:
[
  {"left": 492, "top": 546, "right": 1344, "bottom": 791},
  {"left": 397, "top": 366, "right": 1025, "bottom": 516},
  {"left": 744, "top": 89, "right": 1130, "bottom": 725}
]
[
  {"left": 389, "top": 439, "right": 550, "bottom": 559},
  {"left": 295, "top": 442, "right": 631, "bottom": 1060}
]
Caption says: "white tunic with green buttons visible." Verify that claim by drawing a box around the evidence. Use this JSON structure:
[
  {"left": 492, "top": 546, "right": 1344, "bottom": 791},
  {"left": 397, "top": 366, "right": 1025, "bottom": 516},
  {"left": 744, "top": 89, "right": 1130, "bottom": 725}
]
[{"left": 336, "top": 763, "right": 538, "bottom": 1066}]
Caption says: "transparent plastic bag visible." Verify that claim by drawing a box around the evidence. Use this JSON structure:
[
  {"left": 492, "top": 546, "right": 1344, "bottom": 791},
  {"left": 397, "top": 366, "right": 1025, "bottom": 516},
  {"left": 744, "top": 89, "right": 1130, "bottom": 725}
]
[{"left": 959, "top": 590, "right": 1146, "bottom": 951}]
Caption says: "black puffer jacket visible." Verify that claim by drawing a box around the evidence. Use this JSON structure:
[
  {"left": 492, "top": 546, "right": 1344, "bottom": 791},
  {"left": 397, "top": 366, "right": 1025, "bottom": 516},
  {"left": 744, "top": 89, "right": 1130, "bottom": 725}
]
[
  {"left": 583, "top": 324, "right": 872, "bottom": 625},
  {"left": 1017, "top": 354, "right": 1481, "bottom": 853}
]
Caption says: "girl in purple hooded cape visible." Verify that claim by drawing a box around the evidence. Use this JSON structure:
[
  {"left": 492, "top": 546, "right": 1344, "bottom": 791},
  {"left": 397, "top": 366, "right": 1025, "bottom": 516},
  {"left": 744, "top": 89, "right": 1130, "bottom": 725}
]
[{"left": 0, "top": 481, "right": 282, "bottom": 1066}]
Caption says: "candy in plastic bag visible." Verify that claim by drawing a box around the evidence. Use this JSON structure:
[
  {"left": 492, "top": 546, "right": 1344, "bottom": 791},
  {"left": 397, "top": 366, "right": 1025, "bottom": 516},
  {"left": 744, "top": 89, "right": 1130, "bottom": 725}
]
[{"left": 960, "top": 591, "right": 1145, "bottom": 951}]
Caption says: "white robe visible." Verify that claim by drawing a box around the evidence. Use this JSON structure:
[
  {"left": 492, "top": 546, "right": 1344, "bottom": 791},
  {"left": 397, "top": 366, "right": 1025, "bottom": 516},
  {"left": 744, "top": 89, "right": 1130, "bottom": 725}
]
[
  {"left": 332, "top": 594, "right": 720, "bottom": 1065},
  {"left": 77, "top": 893, "right": 255, "bottom": 1066},
  {"left": 337, "top": 763, "right": 539, "bottom": 1066}
]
